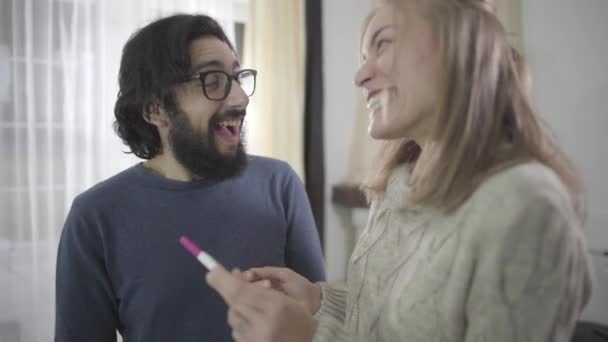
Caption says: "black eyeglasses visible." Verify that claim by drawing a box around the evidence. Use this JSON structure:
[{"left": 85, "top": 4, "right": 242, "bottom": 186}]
[{"left": 181, "top": 69, "right": 257, "bottom": 101}]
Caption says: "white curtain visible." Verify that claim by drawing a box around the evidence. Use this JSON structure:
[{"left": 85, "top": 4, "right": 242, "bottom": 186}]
[
  {"left": 243, "top": 0, "right": 306, "bottom": 179},
  {"left": 0, "top": 1, "right": 236, "bottom": 341}
]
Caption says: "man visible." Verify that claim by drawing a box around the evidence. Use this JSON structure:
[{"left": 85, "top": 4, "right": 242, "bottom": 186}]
[{"left": 55, "top": 14, "right": 325, "bottom": 342}]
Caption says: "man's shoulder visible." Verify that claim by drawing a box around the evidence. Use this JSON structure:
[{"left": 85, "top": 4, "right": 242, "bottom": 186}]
[
  {"left": 245, "top": 155, "right": 297, "bottom": 179},
  {"left": 72, "top": 164, "right": 139, "bottom": 211}
]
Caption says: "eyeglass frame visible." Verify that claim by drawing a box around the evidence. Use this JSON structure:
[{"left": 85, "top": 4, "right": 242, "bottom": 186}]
[{"left": 179, "top": 69, "right": 258, "bottom": 101}]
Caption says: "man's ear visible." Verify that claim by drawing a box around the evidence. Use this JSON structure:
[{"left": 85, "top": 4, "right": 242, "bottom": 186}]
[{"left": 143, "top": 100, "right": 170, "bottom": 128}]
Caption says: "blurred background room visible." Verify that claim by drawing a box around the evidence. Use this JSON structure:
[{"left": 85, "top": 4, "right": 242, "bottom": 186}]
[{"left": 0, "top": 0, "right": 606, "bottom": 341}]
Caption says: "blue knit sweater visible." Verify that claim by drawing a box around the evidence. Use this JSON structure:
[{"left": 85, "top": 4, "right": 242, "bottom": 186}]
[{"left": 55, "top": 156, "right": 325, "bottom": 342}]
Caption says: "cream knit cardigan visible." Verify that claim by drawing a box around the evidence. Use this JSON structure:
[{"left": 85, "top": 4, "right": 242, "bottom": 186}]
[{"left": 314, "top": 162, "right": 592, "bottom": 342}]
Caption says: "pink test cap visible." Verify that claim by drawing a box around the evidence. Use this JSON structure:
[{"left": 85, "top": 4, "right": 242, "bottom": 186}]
[{"left": 179, "top": 235, "right": 202, "bottom": 257}]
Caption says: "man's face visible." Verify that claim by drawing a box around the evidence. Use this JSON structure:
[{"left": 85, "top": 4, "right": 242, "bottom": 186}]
[{"left": 168, "top": 36, "right": 250, "bottom": 180}]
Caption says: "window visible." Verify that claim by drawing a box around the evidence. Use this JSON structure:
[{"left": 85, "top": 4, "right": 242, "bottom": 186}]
[{"left": 0, "top": 1, "right": 248, "bottom": 341}]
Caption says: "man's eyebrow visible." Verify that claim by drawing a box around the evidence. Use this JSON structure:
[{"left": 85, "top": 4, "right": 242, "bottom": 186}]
[
  {"left": 192, "top": 60, "right": 241, "bottom": 72},
  {"left": 192, "top": 60, "right": 224, "bottom": 72},
  {"left": 370, "top": 25, "right": 393, "bottom": 47}
]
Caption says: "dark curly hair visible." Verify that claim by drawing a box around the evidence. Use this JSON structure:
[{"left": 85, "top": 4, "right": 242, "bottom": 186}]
[{"left": 113, "top": 14, "right": 234, "bottom": 159}]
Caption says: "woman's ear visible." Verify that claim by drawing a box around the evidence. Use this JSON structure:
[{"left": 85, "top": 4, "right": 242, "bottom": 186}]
[{"left": 143, "top": 101, "right": 170, "bottom": 128}]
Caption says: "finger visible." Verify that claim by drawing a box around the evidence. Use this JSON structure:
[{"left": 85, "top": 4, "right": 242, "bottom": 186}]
[
  {"left": 246, "top": 267, "right": 291, "bottom": 282},
  {"left": 243, "top": 269, "right": 268, "bottom": 282},
  {"left": 233, "top": 297, "right": 268, "bottom": 323},
  {"left": 232, "top": 268, "right": 247, "bottom": 281},
  {"left": 244, "top": 271, "right": 261, "bottom": 283},
  {"left": 206, "top": 266, "right": 244, "bottom": 305},
  {"left": 229, "top": 285, "right": 278, "bottom": 316},
  {"left": 229, "top": 303, "right": 265, "bottom": 342},
  {"left": 248, "top": 278, "right": 285, "bottom": 294},
  {"left": 228, "top": 308, "right": 251, "bottom": 331},
  {"left": 251, "top": 280, "right": 272, "bottom": 288},
  {"left": 227, "top": 307, "right": 240, "bottom": 327},
  {"left": 232, "top": 290, "right": 297, "bottom": 330},
  {"left": 232, "top": 329, "right": 243, "bottom": 342},
  {"left": 232, "top": 327, "right": 254, "bottom": 342}
]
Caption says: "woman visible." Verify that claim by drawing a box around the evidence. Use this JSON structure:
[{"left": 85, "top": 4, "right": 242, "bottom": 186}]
[{"left": 207, "top": 0, "right": 593, "bottom": 341}]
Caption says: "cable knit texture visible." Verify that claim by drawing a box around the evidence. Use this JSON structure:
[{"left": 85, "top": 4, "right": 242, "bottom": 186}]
[{"left": 313, "top": 162, "right": 593, "bottom": 342}]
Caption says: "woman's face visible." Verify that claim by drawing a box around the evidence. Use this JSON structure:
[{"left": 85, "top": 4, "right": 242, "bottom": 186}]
[{"left": 354, "top": 5, "right": 440, "bottom": 142}]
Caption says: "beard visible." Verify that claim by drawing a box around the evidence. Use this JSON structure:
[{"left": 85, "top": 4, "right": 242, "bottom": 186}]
[{"left": 168, "top": 109, "right": 247, "bottom": 181}]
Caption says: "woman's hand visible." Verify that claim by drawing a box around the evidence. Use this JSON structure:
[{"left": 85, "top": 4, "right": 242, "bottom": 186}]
[
  {"left": 207, "top": 267, "right": 317, "bottom": 342},
  {"left": 244, "top": 267, "right": 322, "bottom": 315}
]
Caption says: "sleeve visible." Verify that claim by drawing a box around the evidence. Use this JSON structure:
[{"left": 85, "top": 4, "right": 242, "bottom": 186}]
[
  {"left": 463, "top": 182, "right": 593, "bottom": 342},
  {"left": 281, "top": 165, "right": 326, "bottom": 282},
  {"left": 55, "top": 199, "right": 119, "bottom": 342},
  {"left": 313, "top": 282, "right": 352, "bottom": 342}
]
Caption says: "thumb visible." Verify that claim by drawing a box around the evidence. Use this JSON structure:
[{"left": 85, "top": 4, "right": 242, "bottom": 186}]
[{"left": 206, "top": 266, "right": 244, "bottom": 305}]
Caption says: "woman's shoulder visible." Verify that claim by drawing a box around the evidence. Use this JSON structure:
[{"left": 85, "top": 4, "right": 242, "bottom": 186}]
[
  {"left": 459, "top": 161, "right": 580, "bottom": 244},
  {"left": 473, "top": 161, "right": 571, "bottom": 211}
]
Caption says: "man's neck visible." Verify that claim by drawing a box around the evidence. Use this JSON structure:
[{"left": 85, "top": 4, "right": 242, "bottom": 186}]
[{"left": 143, "top": 153, "right": 194, "bottom": 182}]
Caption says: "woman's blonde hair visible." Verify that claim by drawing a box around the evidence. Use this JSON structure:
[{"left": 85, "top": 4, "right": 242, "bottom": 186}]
[{"left": 363, "top": 0, "right": 585, "bottom": 220}]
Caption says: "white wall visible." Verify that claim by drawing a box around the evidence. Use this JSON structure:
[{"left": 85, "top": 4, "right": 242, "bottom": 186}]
[
  {"left": 322, "top": 0, "right": 370, "bottom": 280},
  {"left": 521, "top": 0, "right": 608, "bottom": 324}
]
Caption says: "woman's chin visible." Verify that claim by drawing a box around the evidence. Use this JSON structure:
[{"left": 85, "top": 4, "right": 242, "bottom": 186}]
[
  {"left": 368, "top": 124, "right": 390, "bottom": 140},
  {"left": 368, "top": 112, "right": 397, "bottom": 139}
]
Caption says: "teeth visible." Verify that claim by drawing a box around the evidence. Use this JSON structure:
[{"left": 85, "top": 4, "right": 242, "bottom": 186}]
[
  {"left": 367, "top": 98, "right": 381, "bottom": 111},
  {"left": 218, "top": 119, "right": 241, "bottom": 127}
]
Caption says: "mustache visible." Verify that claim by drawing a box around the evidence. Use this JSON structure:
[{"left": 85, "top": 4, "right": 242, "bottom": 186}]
[{"left": 211, "top": 109, "right": 246, "bottom": 124}]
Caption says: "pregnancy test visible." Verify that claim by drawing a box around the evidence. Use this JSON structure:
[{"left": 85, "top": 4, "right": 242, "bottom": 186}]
[{"left": 179, "top": 235, "right": 219, "bottom": 270}]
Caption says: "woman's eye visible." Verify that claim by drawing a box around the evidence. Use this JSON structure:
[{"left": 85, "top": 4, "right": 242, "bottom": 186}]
[{"left": 377, "top": 39, "right": 392, "bottom": 52}]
